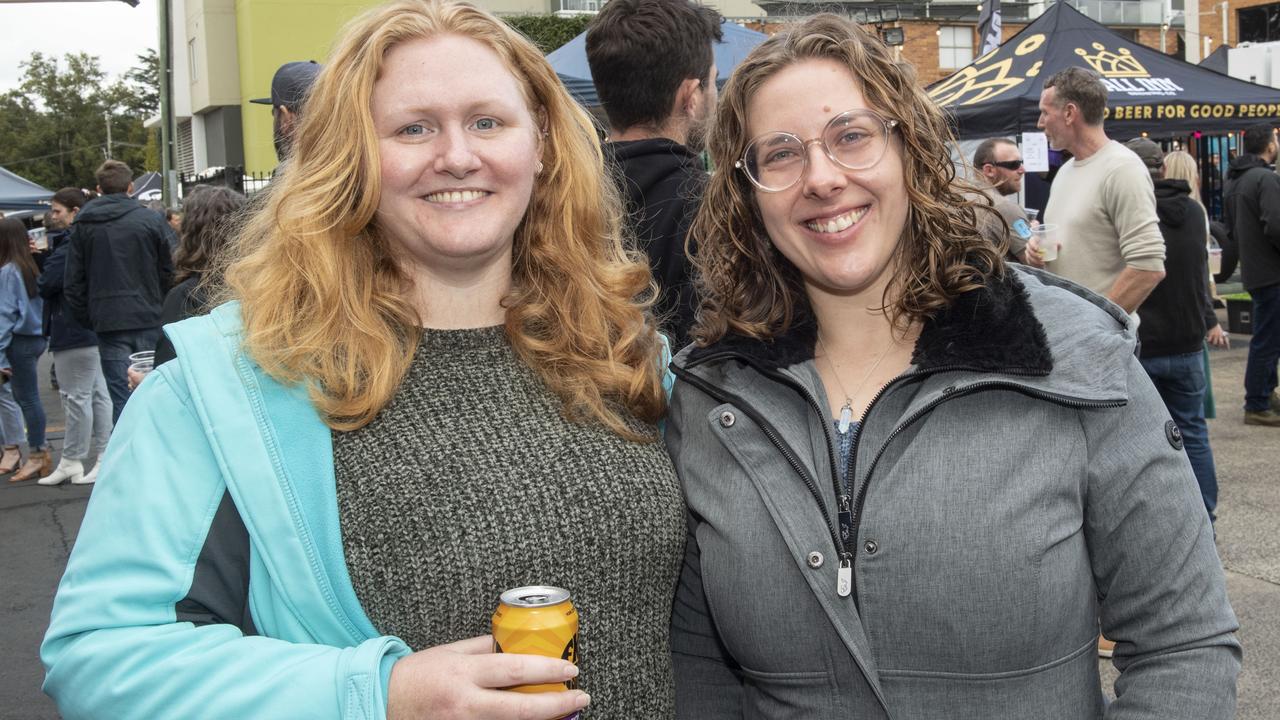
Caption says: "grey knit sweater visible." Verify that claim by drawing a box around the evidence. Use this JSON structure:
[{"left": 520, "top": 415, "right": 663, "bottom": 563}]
[{"left": 334, "top": 326, "right": 685, "bottom": 718}]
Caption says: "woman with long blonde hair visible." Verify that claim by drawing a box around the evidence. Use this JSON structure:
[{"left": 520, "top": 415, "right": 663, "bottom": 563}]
[
  {"left": 42, "top": 2, "right": 684, "bottom": 718},
  {"left": 665, "top": 14, "right": 1239, "bottom": 717}
]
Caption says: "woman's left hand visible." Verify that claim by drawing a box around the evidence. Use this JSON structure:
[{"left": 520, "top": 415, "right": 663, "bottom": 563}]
[{"left": 1206, "top": 325, "right": 1230, "bottom": 349}]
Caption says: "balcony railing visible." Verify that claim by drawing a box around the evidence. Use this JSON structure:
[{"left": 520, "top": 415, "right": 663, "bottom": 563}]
[
  {"left": 556, "top": 0, "right": 601, "bottom": 14},
  {"left": 1061, "top": 0, "right": 1184, "bottom": 27}
]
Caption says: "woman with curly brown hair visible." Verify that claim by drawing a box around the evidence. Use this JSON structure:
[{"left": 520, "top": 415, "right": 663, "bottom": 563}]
[
  {"left": 666, "top": 14, "right": 1240, "bottom": 718},
  {"left": 149, "top": 184, "right": 247, "bottom": 367},
  {"left": 43, "top": 2, "right": 683, "bottom": 718}
]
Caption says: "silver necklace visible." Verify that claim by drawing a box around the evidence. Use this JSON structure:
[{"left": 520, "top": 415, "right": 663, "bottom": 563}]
[{"left": 817, "top": 335, "right": 895, "bottom": 435}]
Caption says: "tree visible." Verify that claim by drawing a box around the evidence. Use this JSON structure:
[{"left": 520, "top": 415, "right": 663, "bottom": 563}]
[{"left": 0, "top": 51, "right": 157, "bottom": 191}]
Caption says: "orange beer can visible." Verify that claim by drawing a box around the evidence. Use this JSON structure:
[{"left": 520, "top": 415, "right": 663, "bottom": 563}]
[{"left": 492, "top": 585, "right": 580, "bottom": 712}]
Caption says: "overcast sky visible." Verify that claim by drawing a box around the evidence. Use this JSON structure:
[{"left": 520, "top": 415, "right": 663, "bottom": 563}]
[{"left": 0, "top": 0, "right": 158, "bottom": 94}]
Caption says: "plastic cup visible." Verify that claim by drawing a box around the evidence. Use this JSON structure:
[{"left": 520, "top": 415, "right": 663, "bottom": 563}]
[
  {"left": 1209, "top": 247, "right": 1223, "bottom": 275},
  {"left": 128, "top": 350, "right": 155, "bottom": 376},
  {"left": 1032, "top": 224, "right": 1060, "bottom": 262}
]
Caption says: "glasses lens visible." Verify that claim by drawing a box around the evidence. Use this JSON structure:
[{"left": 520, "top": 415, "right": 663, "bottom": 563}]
[
  {"left": 824, "top": 111, "right": 890, "bottom": 172},
  {"left": 745, "top": 133, "right": 804, "bottom": 191},
  {"left": 995, "top": 160, "right": 1024, "bottom": 170}
]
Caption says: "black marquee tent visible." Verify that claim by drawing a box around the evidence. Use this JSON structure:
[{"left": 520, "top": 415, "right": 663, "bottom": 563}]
[
  {"left": 928, "top": 2, "right": 1280, "bottom": 140},
  {"left": 1199, "top": 45, "right": 1230, "bottom": 74}
]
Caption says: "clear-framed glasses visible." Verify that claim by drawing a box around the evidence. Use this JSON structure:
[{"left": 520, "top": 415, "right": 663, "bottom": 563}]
[{"left": 735, "top": 109, "right": 900, "bottom": 193}]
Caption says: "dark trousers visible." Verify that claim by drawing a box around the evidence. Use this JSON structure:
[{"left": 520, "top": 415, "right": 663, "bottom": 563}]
[
  {"left": 97, "top": 328, "right": 161, "bottom": 424},
  {"left": 1141, "top": 351, "right": 1218, "bottom": 520},
  {"left": 1244, "top": 284, "right": 1280, "bottom": 412}
]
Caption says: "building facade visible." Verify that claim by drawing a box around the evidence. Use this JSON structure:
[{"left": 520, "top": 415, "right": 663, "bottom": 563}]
[{"left": 170, "top": 0, "right": 765, "bottom": 175}]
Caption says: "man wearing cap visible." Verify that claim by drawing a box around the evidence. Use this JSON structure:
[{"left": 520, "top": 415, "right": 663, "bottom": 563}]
[
  {"left": 250, "top": 61, "right": 321, "bottom": 163},
  {"left": 1037, "top": 67, "right": 1165, "bottom": 319},
  {"left": 1127, "top": 137, "right": 1228, "bottom": 523},
  {"left": 970, "top": 138, "right": 1044, "bottom": 268}
]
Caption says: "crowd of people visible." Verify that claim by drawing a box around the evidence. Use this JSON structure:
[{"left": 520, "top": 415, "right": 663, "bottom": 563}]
[
  {"left": 0, "top": 162, "right": 248, "bottom": 487},
  {"left": 4, "top": 0, "right": 1270, "bottom": 717}
]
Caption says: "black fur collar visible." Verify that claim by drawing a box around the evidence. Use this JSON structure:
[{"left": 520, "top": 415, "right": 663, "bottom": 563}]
[{"left": 685, "top": 270, "right": 1054, "bottom": 375}]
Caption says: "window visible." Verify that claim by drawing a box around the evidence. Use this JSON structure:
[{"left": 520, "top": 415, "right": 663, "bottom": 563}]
[
  {"left": 938, "top": 26, "right": 974, "bottom": 69},
  {"left": 1239, "top": 3, "right": 1280, "bottom": 44}
]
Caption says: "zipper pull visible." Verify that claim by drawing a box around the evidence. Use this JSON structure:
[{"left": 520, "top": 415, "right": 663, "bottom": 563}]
[
  {"left": 837, "top": 557, "right": 852, "bottom": 597},
  {"left": 837, "top": 495, "right": 852, "bottom": 546}
]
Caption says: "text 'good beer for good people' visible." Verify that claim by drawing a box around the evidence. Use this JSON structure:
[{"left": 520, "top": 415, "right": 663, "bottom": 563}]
[{"left": 492, "top": 585, "right": 580, "bottom": 717}]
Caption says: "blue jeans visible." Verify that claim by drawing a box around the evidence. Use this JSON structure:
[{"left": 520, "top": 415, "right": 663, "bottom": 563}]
[
  {"left": 1244, "top": 284, "right": 1280, "bottom": 412},
  {"left": 1141, "top": 351, "right": 1218, "bottom": 520},
  {"left": 97, "top": 328, "right": 161, "bottom": 424},
  {"left": 8, "top": 334, "right": 49, "bottom": 448}
]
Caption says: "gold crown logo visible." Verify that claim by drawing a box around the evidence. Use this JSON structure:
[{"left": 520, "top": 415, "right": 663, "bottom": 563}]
[
  {"left": 928, "top": 59, "right": 1028, "bottom": 106},
  {"left": 1074, "top": 43, "right": 1149, "bottom": 78}
]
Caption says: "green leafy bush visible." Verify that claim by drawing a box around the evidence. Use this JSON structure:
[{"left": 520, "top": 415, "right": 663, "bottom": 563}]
[{"left": 502, "top": 14, "right": 594, "bottom": 54}]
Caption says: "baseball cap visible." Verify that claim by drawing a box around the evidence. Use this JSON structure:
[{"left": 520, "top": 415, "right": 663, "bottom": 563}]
[
  {"left": 250, "top": 61, "right": 322, "bottom": 110},
  {"left": 1124, "top": 137, "right": 1165, "bottom": 171}
]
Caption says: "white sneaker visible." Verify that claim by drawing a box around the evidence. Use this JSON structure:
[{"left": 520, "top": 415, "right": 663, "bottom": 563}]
[
  {"left": 39, "top": 458, "right": 84, "bottom": 486},
  {"left": 74, "top": 463, "right": 99, "bottom": 485}
]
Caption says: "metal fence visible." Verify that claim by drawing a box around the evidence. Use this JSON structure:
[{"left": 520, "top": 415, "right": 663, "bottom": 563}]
[{"left": 178, "top": 167, "right": 273, "bottom": 202}]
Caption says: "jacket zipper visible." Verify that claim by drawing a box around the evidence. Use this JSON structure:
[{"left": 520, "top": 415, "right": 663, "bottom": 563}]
[
  {"left": 677, "top": 353, "right": 1125, "bottom": 605},
  {"left": 672, "top": 365, "right": 847, "bottom": 566}
]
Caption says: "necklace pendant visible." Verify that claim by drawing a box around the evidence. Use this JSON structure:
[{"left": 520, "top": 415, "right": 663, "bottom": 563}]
[{"left": 837, "top": 403, "right": 853, "bottom": 435}]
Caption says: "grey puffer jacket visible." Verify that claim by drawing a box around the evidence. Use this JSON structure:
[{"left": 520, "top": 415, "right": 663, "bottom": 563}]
[{"left": 666, "top": 266, "right": 1240, "bottom": 720}]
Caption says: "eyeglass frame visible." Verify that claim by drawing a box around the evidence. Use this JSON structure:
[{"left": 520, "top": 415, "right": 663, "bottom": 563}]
[
  {"left": 734, "top": 108, "right": 901, "bottom": 193},
  {"left": 985, "top": 159, "right": 1024, "bottom": 171}
]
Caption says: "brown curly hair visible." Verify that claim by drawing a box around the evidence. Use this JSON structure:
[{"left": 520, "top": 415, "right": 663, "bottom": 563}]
[{"left": 689, "top": 14, "right": 1003, "bottom": 344}]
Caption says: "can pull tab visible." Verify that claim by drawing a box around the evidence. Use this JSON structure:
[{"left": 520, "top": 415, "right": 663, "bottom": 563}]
[{"left": 837, "top": 557, "right": 852, "bottom": 597}]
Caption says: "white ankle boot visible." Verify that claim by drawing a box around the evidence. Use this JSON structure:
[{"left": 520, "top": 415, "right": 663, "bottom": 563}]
[
  {"left": 76, "top": 463, "right": 99, "bottom": 485},
  {"left": 39, "top": 457, "right": 84, "bottom": 486}
]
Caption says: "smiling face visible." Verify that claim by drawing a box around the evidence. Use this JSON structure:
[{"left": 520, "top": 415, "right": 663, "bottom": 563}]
[
  {"left": 371, "top": 34, "right": 542, "bottom": 282},
  {"left": 747, "top": 58, "right": 908, "bottom": 304}
]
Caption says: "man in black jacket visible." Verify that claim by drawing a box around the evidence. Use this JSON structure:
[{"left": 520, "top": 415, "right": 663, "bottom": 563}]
[
  {"left": 1224, "top": 124, "right": 1280, "bottom": 426},
  {"left": 587, "top": 0, "right": 722, "bottom": 347},
  {"left": 1128, "top": 138, "right": 1227, "bottom": 520},
  {"left": 64, "top": 160, "right": 176, "bottom": 422}
]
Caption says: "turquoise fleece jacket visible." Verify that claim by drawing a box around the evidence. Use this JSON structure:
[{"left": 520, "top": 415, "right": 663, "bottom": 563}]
[{"left": 41, "top": 303, "right": 410, "bottom": 719}]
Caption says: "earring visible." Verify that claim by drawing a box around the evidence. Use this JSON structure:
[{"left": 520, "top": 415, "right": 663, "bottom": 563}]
[{"left": 535, "top": 161, "right": 544, "bottom": 175}]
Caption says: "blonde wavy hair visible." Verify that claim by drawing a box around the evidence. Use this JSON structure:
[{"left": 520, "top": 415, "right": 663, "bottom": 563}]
[
  {"left": 689, "top": 14, "right": 1003, "bottom": 344},
  {"left": 1163, "top": 150, "right": 1204, "bottom": 209},
  {"left": 222, "top": 0, "right": 664, "bottom": 439}
]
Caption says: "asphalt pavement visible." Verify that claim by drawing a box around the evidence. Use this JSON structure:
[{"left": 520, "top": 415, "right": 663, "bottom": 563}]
[{"left": 2, "top": 315, "right": 1277, "bottom": 719}]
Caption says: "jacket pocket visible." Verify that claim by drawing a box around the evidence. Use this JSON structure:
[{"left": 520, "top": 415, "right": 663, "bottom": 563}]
[{"left": 740, "top": 667, "right": 838, "bottom": 720}]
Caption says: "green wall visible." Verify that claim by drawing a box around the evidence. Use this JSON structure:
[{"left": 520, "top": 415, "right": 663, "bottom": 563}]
[{"left": 235, "top": 0, "right": 378, "bottom": 172}]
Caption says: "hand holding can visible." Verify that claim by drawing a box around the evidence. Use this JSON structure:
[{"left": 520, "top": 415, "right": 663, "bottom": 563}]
[
  {"left": 385, "top": 635, "right": 587, "bottom": 720},
  {"left": 492, "top": 586, "right": 581, "bottom": 717}
]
